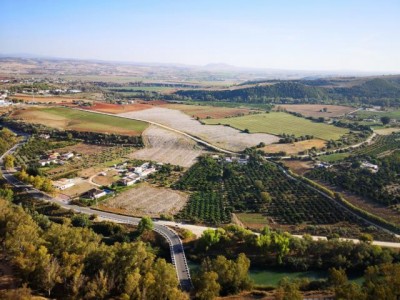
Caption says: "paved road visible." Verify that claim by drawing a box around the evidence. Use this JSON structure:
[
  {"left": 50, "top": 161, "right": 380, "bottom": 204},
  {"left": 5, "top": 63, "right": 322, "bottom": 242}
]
[{"left": 0, "top": 135, "right": 194, "bottom": 290}]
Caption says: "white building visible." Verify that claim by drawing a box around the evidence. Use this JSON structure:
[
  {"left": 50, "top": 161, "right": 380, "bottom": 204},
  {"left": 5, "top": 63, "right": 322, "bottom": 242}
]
[
  {"left": 53, "top": 178, "right": 75, "bottom": 190},
  {"left": 61, "top": 152, "right": 74, "bottom": 160},
  {"left": 361, "top": 162, "right": 379, "bottom": 173}
]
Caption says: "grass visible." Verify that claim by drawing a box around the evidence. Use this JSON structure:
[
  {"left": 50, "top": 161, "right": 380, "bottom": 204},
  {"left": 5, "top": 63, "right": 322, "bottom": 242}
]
[
  {"left": 236, "top": 213, "right": 269, "bottom": 227},
  {"left": 14, "top": 107, "right": 148, "bottom": 136},
  {"left": 318, "top": 152, "right": 350, "bottom": 162},
  {"left": 203, "top": 112, "right": 349, "bottom": 140},
  {"left": 355, "top": 109, "right": 400, "bottom": 120}
]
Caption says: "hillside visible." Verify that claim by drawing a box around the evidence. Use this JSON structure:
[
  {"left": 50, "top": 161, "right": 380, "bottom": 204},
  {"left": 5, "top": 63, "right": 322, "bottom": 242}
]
[{"left": 174, "top": 76, "right": 400, "bottom": 106}]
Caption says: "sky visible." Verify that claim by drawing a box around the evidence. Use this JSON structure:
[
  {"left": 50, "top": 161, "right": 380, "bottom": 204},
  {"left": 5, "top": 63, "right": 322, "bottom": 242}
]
[{"left": 1, "top": 0, "right": 399, "bottom": 73}]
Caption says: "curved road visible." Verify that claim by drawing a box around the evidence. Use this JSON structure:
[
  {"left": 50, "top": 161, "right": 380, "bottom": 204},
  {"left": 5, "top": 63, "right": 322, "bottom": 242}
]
[{"left": 0, "top": 139, "right": 193, "bottom": 291}]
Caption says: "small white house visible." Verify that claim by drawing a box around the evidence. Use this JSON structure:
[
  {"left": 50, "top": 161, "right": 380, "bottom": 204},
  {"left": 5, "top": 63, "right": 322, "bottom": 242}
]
[
  {"left": 61, "top": 152, "right": 74, "bottom": 160},
  {"left": 120, "top": 177, "right": 140, "bottom": 186},
  {"left": 85, "top": 188, "right": 106, "bottom": 199},
  {"left": 361, "top": 162, "right": 379, "bottom": 173},
  {"left": 53, "top": 178, "right": 75, "bottom": 190}
]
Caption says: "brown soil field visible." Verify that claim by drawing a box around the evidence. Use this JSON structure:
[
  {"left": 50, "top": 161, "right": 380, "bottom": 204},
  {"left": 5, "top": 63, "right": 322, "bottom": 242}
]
[
  {"left": 164, "top": 103, "right": 253, "bottom": 119},
  {"left": 129, "top": 125, "right": 205, "bottom": 167},
  {"left": 60, "top": 178, "right": 96, "bottom": 198},
  {"left": 276, "top": 104, "right": 355, "bottom": 117},
  {"left": 99, "top": 183, "right": 188, "bottom": 217},
  {"left": 262, "top": 139, "right": 326, "bottom": 155},
  {"left": 283, "top": 160, "right": 314, "bottom": 175},
  {"left": 84, "top": 101, "right": 153, "bottom": 114},
  {"left": 118, "top": 107, "right": 279, "bottom": 152},
  {"left": 92, "top": 170, "right": 119, "bottom": 186}
]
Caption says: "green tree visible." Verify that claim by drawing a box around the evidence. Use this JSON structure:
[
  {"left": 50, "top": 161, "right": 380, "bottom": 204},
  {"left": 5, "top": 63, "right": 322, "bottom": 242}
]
[
  {"left": 4, "top": 154, "right": 15, "bottom": 169},
  {"left": 71, "top": 214, "right": 92, "bottom": 228},
  {"left": 275, "top": 277, "right": 302, "bottom": 300},
  {"left": 380, "top": 116, "right": 391, "bottom": 125},
  {"left": 194, "top": 271, "right": 220, "bottom": 300},
  {"left": 0, "top": 187, "right": 13, "bottom": 201},
  {"left": 137, "top": 216, "right": 154, "bottom": 234}
]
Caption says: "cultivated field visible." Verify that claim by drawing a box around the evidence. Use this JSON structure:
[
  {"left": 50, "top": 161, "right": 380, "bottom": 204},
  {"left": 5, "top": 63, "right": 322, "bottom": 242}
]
[
  {"left": 99, "top": 183, "right": 188, "bottom": 217},
  {"left": 129, "top": 125, "right": 205, "bottom": 167},
  {"left": 262, "top": 139, "right": 326, "bottom": 155},
  {"left": 276, "top": 104, "right": 355, "bottom": 117},
  {"left": 204, "top": 112, "right": 349, "bottom": 140},
  {"left": 84, "top": 101, "right": 156, "bottom": 114},
  {"left": 11, "top": 93, "right": 102, "bottom": 103},
  {"left": 374, "top": 127, "right": 400, "bottom": 135},
  {"left": 11, "top": 107, "right": 148, "bottom": 136},
  {"left": 164, "top": 103, "right": 253, "bottom": 119},
  {"left": 118, "top": 107, "right": 279, "bottom": 151},
  {"left": 355, "top": 109, "right": 400, "bottom": 121}
]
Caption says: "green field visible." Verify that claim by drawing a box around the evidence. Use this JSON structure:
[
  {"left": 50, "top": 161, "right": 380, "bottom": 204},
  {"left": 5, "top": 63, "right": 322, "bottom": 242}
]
[
  {"left": 355, "top": 109, "right": 400, "bottom": 121},
  {"left": 318, "top": 152, "right": 350, "bottom": 162},
  {"left": 16, "top": 107, "right": 149, "bottom": 135},
  {"left": 203, "top": 112, "right": 349, "bottom": 140}
]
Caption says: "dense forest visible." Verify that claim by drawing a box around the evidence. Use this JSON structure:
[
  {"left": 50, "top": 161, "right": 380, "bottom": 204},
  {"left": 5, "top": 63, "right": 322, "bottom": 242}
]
[{"left": 172, "top": 77, "right": 400, "bottom": 107}]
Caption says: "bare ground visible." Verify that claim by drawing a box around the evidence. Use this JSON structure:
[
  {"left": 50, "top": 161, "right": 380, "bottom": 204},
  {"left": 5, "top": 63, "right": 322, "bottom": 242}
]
[
  {"left": 118, "top": 107, "right": 279, "bottom": 152},
  {"left": 99, "top": 183, "right": 188, "bottom": 217},
  {"left": 129, "top": 125, "right": 205, "bottom": 167}
]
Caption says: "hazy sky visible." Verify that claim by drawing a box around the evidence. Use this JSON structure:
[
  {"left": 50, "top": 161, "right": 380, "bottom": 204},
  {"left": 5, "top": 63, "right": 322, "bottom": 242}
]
[{"left": 1, "top": 0, "right": 399, "bottom": 72}]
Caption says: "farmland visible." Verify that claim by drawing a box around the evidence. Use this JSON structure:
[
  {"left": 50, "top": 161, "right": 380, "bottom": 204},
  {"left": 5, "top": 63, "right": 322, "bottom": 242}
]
[
  {"left": 84, "top": 101, "right": 156, "bottom": 114},
  {"left": 129, "top": 125, "right": 205, "bottom": 167},
  {"left": 118, "top": 107, "right": 279, "bottom": 151},
  {"left": 164, "top": 103, "right": 253, "bottom": 119},
  {"left": 262, "top": 139, "right": 326, "bottom": 155},
  {"left": 276, "top": 104, "right": 355, "bottom": 117},
  {"left": 174, "top": 155, "right": 382, "bottom": 238},
  {"left": 203, "top": 112, "right": 349, "bottom": 140},
  {"left": 352, "top": 133, "right": 400, "bottom": 157},
  {"left": 10, "top": 93, "right": 102, "bottom": 103},
  {"left": 10, "top": 107, "right": 148, "bottom": 136},
  {"left": 99, "top": 183, "right": 188, "bottom": 217},
  {"left": 355, "top": 108, "right": 400, "bottom": 121}
]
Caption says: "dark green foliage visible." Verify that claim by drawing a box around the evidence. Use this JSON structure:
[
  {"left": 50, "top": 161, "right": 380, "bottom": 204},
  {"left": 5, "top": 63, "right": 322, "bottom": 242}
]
[{"left": 307, "top": 151, "right": 400, "bottom": 206}]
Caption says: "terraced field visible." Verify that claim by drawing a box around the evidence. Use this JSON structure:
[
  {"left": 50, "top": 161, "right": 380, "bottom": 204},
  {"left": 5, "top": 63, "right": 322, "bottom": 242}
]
[
  {"left": 204, "top": 112, "right": 349, "bottom": 140},
  {"left": 11, "top": 107, "right": 148, "bottom": 136}
]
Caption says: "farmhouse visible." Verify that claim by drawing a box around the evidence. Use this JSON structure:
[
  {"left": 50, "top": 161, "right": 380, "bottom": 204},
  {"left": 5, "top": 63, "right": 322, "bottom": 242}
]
[
  {"left": 53, "top": 178, "right": 75, "bottom": 190},
  {"left": 61, "top": 152, "right": 74, "bottom": 160},
  {"left": 83, "top": 188, "right": 107, "bottom": 200},
  {"left": 361, "top": 161, "right": 379, "bottom": 173},
  {"left": 39, "top": 158, "right": 58, "bottom": 166},
  {"left": 140, "top": 167, "right": 156, "bottom": 178},
  {"left": 120, "top": 176, "right": 140, "bottom": 186},
  {"left": 48, "top": 152, "right": 60, "bottom": 160},
  {"left": 315, "top": 162, "right": 332, "bottom": 169}
]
